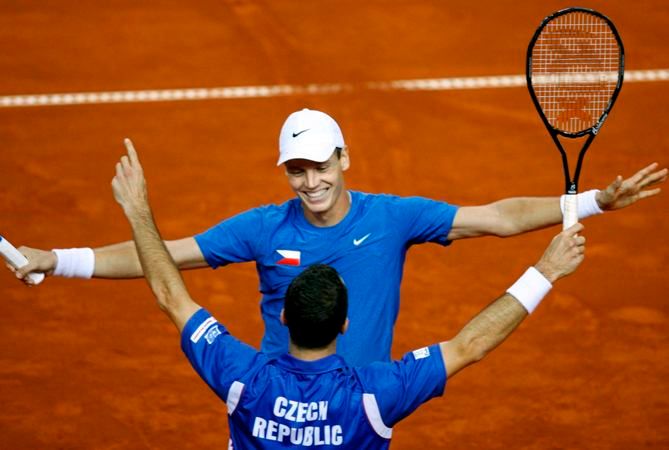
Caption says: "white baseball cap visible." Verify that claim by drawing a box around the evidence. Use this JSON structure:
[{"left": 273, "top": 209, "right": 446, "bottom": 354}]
[{"left": 277, "top": 109, "right": 345, "bottom": 166}]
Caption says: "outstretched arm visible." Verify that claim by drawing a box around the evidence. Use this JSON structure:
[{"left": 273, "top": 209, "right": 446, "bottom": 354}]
[
  {"left": 8, "top": 237, "right": 206, "bottom": 285},
  {"left": 447, "top": 163, "right": 667, "bottom": 240},
  {"left": 93, "top": 237, "right": 206, "bottom": 277},
  {"left": 440, "top": 222, "right": 586, "bottom": 378},
  {"left": 111, "top": 139, "right": 200, "bottom": 332}
]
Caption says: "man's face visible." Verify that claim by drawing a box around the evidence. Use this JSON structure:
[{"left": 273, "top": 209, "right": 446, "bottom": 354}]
[{"left": 284, "top": 148, "right": 350, "bottom": 217}]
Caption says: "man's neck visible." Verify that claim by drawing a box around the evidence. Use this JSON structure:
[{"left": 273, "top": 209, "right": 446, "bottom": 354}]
[
  {"left": 289, "top": 340, "right": 337, "bottom": 361},
  {"left": 303, "top": 190, "right": 352, "bottom": 227}
]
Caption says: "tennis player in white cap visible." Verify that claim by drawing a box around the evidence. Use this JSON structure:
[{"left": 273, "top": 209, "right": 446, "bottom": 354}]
[{"left": 9, "top": 108, "right": 666, "bottom": 366}]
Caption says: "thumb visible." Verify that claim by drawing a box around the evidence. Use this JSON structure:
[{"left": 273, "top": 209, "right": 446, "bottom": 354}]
[{"left": 608, "top": 175, "right": 623, "bottom": 194}]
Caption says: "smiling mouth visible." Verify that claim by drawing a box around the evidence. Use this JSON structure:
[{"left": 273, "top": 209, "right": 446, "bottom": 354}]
[{"left": 303, "top": 188, "right": 329, "bottom": 201}]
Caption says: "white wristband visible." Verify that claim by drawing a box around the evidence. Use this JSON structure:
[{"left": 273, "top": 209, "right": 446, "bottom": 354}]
[
  {"left": 52, "top": 248, "right": 95, "bottom": 278},
  {"left": 506, "top": 267, "right": 552, "bottom": 314},
  {"left": 560, "top": 189, "right": 603, "bottom": 220}
]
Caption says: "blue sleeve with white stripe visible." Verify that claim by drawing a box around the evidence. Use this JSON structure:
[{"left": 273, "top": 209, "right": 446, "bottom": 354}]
[
  {"left": 180, "top": 308, "right": 262, "bottom": 402},
  {"left": 359, "top": 344, "right": 446, "bottom": 427}
]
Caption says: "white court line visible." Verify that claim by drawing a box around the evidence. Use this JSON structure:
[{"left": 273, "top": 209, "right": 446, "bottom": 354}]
[{"left": 1, "top": 69, "right": 667, "bottom": 108}]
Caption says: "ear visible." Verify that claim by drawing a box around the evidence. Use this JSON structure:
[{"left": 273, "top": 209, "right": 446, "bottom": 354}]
[
  {"left": 339, "top": 147, "right": 350, "bottom": 171},
  {"left": 280, "top": 308, "right": 287, "bottom": 326},
  {"left": 340, "top": 318, "right": 349, "bottom": 335}
]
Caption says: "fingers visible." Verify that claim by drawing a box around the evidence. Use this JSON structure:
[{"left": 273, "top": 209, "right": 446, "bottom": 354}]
[
  {"left": 572, "top": 236, "right": 586, "bottom": 258},
  {"left": 16, "top": 267, "right": 36, "bottom": 285},
  {"left": 12, "top": 267, "right": 33, "bottom": 285},
  {"left": 117, "top": 139, "right": 143, "bottom": 183},
  {"left": 563, "top": 222, "right": 584, "bottom": 237},
  {"left": 637, "top": 162, "right": 658, "bottom": 176},
  {"left": 113, "top": 161, "right": 126, "bottom": 190},
  {"left": 563, "top": 223, "right": 585, "bottom": 243},
  {"left": 554, "top": 223, "right": 585, "bottom": 254},
  {"left": 124, "top": 138, "right": 142, "bottom": 176},
  {"left": 121, "top": 155, "right": 131, "bottom": 173},
  {"left": 632, "top": 162, "right": 659, "bottom": 182},
  {"left": 625, "top": 166, "right": 651, "bottom": 187},
  {"left": 112, "top": 138, "right": 149, "bottom": 214},
  {"left": 642, "top": 167, "right": 668, "bottom": 188},
  {"left": 111, "top": 159, "right": 128, "bottom": 206},
  {"left": 114, "top": 146, "right": 136, "bottom": 184},
  {"left": 536, "top": 223, "right": 586, "bottom": 282},
  {"left": 7, "top": 248, "right": 52, "bottom": 286},
  {"left": 628, "top": 163, "right": 667, "bottom": 187},
  {"left": 601, "top": 163, "right": 667, "bottom": 211},
  {"left": 16, "top": 263, "right": 34, "bottom": 278},
  {"left": 612, "top": 175, "right": 623, "bottom": 191},
  {"left": 638, "top": 187, "right": 662, "bottom": 199},
  {"left": 5, "top": 261, "right": 17, "bottom": 274},
  {"left": 15, "top": 269, "right": 40, "bottom": 286},
  {"left": 124, "top": 138, "right": 139, "bottom": 166},
  {"left": 560, "top": 223, "right": 585, "bottom": 260}
]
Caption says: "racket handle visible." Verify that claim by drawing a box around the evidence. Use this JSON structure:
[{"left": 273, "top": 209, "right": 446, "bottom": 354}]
[
  {"left": 0, "top": 236, "right": 45, "bottom": 285},
  {"left": 563, "top": 193, "right": 579, "bottom": 230}
]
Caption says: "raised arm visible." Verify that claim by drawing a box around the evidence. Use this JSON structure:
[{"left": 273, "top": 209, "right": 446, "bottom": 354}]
[
  {"left": 440, "top": 222, "right": 586, "bottom": 378},
  {"left": 110, "top": 138, "right": 200, "bottom": 331},
  {"left": 447, "top": 163, "right": 667, "bottom": 240}
]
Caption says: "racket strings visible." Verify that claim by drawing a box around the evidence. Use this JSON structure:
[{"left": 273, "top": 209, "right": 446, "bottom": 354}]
[{"left": 530, "top": 11, "right": 621, "bottom": 133}]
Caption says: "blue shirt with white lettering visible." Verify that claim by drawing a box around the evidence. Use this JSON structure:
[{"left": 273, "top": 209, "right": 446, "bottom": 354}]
[
  {"left": 194, "top": 191, "right": 458, "bottom": 366},
  {"left": 181, "top": 308, "right": 447, "bottom": 449}
]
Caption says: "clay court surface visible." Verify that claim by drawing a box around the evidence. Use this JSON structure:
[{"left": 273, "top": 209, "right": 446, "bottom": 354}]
[{"left": 1, "top": 1, "right": 668, "bottom": 448}]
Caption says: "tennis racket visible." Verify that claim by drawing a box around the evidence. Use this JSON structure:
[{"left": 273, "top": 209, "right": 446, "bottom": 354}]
[
  {"left": 0, "top": 235, "right": 45, "bottom": 285},
  {"left": 526, "top": 7, "right": 625, "bottom": 229}
]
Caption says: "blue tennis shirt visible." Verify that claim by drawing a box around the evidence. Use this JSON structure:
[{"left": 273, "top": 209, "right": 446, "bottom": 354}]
[
  {"left": 182, "top": 308, "right": 447, "bottom": 449},
  {"left": 195, "top": 191, "right": 458, "bottom": 366}
]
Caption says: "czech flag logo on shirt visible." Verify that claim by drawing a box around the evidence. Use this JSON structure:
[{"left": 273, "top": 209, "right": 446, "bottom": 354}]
[{"left": 276, "top": 250, "right": 301, "bottom": 266}]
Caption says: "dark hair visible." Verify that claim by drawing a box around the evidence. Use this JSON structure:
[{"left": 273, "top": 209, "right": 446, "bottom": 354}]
[{"left": 284, "top": 264, "right": 348, "bottom": 349}]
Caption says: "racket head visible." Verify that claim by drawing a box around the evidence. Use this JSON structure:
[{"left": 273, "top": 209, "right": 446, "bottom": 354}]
[{"left": 526, "top": 7, "right": 625, "bottom": 138}]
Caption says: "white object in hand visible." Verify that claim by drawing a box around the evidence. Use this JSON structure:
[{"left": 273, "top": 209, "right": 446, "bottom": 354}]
[{"left": 0, "top": 235, "right": 45, "bottom": 285}]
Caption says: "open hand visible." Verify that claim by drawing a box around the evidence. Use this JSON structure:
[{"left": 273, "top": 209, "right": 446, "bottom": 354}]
[{"left": 596, "top": 162, "right": 667, "bottom": 211}]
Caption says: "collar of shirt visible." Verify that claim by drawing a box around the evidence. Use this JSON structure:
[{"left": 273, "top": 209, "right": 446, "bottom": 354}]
[
  {"left": 292, "top": 190, "right": 362, "bottom": 231},
  {"left": 275, "top": 353, "right": 348, "bottom": 374}
]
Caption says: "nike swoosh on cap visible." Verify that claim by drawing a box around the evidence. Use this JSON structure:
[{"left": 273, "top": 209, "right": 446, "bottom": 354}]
[{"left": 292, "top": 129, "right": 310, "bottom": 138}]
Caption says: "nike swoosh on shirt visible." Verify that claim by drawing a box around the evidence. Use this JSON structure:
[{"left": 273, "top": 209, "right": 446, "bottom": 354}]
[
  {"left": 353, "top": 233, "right": 371, "bottom": 246},
  {"left": 292, "top": 129, "right": 309, "bottom": 138}
]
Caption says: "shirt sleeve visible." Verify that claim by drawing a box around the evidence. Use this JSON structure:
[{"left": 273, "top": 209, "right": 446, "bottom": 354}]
[
  {"left": 360, "top": 344, "right": 447, "bottom": 427},
  {"left": 394, "top": 196, "right": 459, "bottom": 246},
  {"left": 193, "top": 208, "right": 264, "bottom": 268},
  {"left": 180, "top": 308, "right": 262, "bottom": 402}
]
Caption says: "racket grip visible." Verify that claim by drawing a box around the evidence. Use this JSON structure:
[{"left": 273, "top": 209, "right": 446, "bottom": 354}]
[
  {"left": 563, "top": 193, "right": 578, "bottom": 230},
  {"left": 0, "top": 236, "right": 45, "bottom": 285}
]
